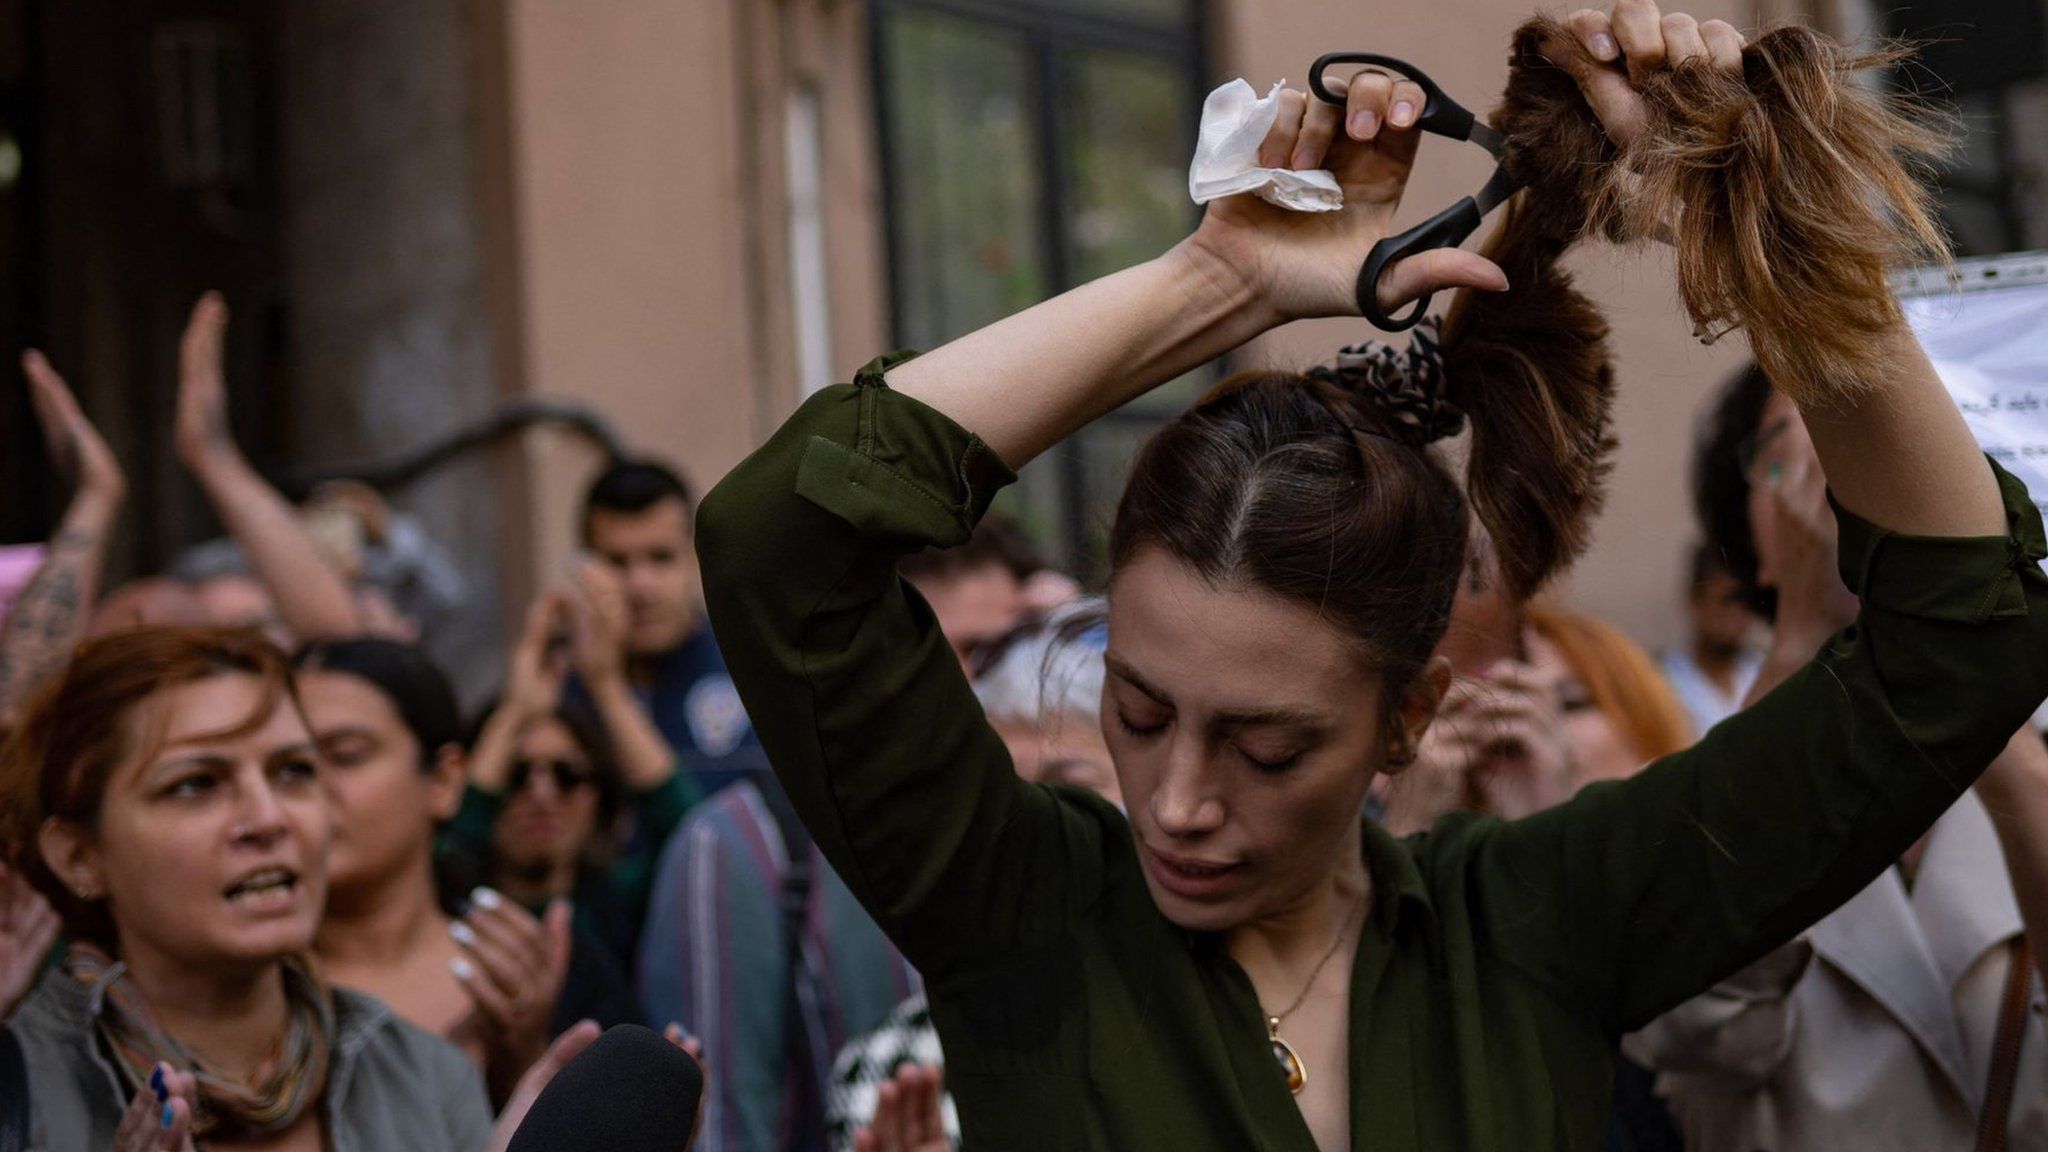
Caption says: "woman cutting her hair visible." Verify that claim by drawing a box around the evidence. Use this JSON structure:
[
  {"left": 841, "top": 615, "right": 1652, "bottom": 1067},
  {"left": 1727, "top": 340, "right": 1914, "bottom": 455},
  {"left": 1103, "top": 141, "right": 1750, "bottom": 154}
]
[{"left": 697, "top": 4, "right": 2048, "bottom": 1149}]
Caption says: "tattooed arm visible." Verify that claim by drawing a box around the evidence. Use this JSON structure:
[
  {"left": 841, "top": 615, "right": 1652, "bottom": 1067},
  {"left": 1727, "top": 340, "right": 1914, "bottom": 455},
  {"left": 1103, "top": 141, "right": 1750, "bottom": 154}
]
[
  {"left": 0, "top": 351, "right": 125, "bottom": 725},
  {"left": 175, "top": 293, "right": 367, "bottom": 643}
]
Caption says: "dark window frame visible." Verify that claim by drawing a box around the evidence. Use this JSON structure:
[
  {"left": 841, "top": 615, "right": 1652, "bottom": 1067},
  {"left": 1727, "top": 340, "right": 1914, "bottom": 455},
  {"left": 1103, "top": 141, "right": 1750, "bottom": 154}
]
[{"left": 869, "top": 0, "right": 1210, "bottom": 571}]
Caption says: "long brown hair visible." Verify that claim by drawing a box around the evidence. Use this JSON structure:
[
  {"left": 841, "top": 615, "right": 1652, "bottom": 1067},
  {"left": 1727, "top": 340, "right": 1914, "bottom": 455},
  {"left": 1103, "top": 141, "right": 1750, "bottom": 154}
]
[
  {"left": 0, "top": 626, "right": 299, "bottom": 946},
  {"left": 1109, "top": 18, "right": 1948, "bottom": 719},
  {"left": 1502, "top": 18, "right": 1952, "bottom": 406},
  {"left": 1111, "top": 131, "right": 1615, "bottom": 719}
]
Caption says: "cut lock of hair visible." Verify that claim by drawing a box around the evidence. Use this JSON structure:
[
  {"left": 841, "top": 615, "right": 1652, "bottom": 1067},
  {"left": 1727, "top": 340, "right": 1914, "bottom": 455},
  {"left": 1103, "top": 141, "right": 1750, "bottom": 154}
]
[
  {"left": 1503, "top": 17, "right": 1953, "bottom": 405},
  {"left": 1112, "top": 18, "right": 1944, "bottom": 710}
]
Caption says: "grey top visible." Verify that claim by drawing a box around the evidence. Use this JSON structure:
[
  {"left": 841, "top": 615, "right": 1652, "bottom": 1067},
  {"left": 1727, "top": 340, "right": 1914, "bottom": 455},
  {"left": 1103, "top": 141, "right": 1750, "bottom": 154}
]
[{"left": 10, "top": 965, "right": 493, "bottom": 1152}]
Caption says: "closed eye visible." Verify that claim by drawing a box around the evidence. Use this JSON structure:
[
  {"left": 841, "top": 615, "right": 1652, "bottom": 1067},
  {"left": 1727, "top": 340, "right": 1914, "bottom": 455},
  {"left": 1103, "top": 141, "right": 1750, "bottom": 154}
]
[
  {"left": 1235, "top": 746, "right": 1301, "bottom": 774},
  {"left": 1115, "top": 712, "right": 1168, "bottom": 738}
]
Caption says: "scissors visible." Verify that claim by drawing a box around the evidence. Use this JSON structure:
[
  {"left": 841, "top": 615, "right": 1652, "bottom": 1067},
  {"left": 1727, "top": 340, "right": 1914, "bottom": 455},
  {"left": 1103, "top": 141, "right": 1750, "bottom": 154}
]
[{"left": 1310, "top": 53, "right": 1522, "bottom": 331}]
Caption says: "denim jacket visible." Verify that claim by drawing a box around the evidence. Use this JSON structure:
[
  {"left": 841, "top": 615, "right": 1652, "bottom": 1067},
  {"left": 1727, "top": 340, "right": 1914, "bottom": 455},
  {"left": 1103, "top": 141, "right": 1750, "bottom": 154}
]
[{"left": 9, "top": 965, "right": 492, "bottom": 1152}]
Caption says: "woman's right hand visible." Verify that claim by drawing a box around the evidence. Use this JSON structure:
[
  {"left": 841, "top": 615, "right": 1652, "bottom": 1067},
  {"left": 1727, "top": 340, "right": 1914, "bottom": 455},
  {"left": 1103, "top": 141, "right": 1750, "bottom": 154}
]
[
  {"left": 505, "top": 593, "right": 571, "bottom": 722},
  {"left": 453, "top": 892, "right": 574, "bottom": 1105},
  {"left": 1539, "top": 2, "right": 1745, "bottom": 150},
  {"left": 111, "top": 1065, "right": 198, "bottom": 1152},
  {"left": 173, "top": 292, "right": 244, "bottom": 476},
  {"left": 1185, "top": 72, "right": 1508, "bottom": 325}
]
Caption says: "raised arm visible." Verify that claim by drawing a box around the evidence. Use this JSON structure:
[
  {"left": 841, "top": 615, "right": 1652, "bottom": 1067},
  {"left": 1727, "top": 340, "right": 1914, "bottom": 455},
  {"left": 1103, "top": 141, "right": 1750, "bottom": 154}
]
[
  {"left": 563, "top": 557, "right": 680, "bottom": 796},
  {"left": 0, "top": 351, "right": 124, "bottom": 726},
  {"left": 886, "top": 74, "right": 1506, "bottom": 468},
  {"left": 1541, "top": 0, "right": 1997, "bottom": 540},
  {"left": 703, "top": 76, "right": 1500, "bottom": 976},
  {"left": 1974, "top": 728, "right": 2048, "bottom": 984},
  {"left": 174, "top": 293, "right": 366, "bottom": 642},
  {"left": 1461, "top": 2, "right": 2048, "bottom": 1034}
]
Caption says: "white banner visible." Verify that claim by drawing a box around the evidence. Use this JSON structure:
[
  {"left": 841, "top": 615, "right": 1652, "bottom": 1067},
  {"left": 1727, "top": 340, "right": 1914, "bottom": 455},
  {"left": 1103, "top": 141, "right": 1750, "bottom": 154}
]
[{"left": 1900, "top": 251, "right": 2048, "bottom": 519}]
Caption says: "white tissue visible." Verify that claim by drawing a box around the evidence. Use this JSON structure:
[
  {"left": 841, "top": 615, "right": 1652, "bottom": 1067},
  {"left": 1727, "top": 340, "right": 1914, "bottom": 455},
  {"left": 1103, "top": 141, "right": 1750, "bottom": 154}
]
[{"left": 1188, "top": 79, "right": 1344, "bottom": 213}]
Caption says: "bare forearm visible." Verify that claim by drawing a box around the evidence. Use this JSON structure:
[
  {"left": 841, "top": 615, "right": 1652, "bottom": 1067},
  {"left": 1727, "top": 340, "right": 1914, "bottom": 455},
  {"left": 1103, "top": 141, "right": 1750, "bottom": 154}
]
[
  {"left": 885, "top": 242, "right": 1270, "bottom": 469},
  {"left": 1974, "top": 729, "right": 2048, "bottom": 983},
  {"left": 586, "top": 678, "right": 676, "bottom": 791},
  {"left": 0, "top": 495, "right": 116, "bottom": 720},
  {"left": 468, "top": 704, "right": 526, "bottom": 793},
  {"left": 191, "top": 454, "right": 363, "bottom": 640},
  {"left": 1802, "top": 326, "right": 2003, "bottom": 539}
]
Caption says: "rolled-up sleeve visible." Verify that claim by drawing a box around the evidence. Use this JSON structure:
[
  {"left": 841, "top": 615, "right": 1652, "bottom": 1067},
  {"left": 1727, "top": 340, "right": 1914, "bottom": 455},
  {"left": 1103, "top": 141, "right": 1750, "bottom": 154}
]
[{"left": 696, "top": 356, "right": 1111, "bottom": 980}]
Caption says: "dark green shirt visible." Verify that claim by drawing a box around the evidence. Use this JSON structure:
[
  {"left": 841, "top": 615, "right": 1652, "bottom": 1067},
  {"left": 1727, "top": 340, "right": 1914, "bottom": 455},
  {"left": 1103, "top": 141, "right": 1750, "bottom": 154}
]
[{"left": 698, "top": 354, "right": 2048, "bottom": 1151}]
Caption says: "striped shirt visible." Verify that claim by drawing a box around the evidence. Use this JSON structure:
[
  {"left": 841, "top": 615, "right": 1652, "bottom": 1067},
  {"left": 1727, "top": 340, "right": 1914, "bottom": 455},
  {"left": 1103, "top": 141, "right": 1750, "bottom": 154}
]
[{"left": 639, "top": 776, "right": 919, "bottom": 1152}]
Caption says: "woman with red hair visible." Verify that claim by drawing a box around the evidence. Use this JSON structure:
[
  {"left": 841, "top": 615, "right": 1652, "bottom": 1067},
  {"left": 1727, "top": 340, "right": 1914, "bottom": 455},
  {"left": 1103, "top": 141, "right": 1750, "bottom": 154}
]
[{"left": 0, "top": 626, "right": 492, "bottom": 1150}]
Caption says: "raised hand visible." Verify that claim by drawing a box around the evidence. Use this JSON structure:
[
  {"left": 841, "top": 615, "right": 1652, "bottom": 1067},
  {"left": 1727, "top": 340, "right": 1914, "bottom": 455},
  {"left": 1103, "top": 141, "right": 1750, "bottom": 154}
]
[
  {"left": 2, "top": 352, "right": 124, "bottom": 723},
  {"left": 174, "top": 291, "right": 241, "bottom": 474},
  {"left": 1461, "top": 661, "right": 1577, "bottom": 820},
  {"left": 1539, "top": 2, "right": 1746, "bottom": 149},
  {"left": 854, "top": 1064, "right": 951, "bottom": 1152},
  {"left": 451, "top": 891, "right": 574, "bottom": 1105},
  {"left": 1189, "top": 70, "right": 1507, "bottom": 324},
  {"left": 565, "top": 556, "right": 630, "bottom": 693},
  {"left": 23, "top": 350, "right": 124, "bottom": 508},
  {"left": 505, "top": 593, "right": 572, "bottom": 721}
]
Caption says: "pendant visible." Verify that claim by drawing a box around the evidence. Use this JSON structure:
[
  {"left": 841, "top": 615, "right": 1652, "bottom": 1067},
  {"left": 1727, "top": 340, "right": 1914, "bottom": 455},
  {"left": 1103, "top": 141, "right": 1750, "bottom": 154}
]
[{"left": 1267, "top": 1016, "right": 1307, "bottom": 1094}]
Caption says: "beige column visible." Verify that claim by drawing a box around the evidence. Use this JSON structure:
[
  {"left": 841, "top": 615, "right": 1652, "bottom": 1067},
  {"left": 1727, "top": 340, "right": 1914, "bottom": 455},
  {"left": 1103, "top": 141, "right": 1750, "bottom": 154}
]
[{"left": 478, "top": 0, "right": 887, "bottom": 616}]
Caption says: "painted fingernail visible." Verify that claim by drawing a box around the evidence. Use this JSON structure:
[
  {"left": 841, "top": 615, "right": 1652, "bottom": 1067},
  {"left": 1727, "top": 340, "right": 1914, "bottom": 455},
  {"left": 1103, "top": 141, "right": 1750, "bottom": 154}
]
[
  {"left": 150, "top": 1066, "right": 167, "bottom": 1102},
  {"left": 450, "top": 956, "right": 475, "bottom": 981},
  {"left": 162, "top": 1103, "right": 174, "bottom": 1130},
  {"left": 1391, "top": 101, "right": 1415, "bottom": 127},
  {"left": 1592, "top": 34, "right": 1618, "bottom": 59},
  {"left": 1349, "top": 110, "right": 1378, "bottom": 139},
  {"left": 470, "top": 887, "right": 502, "bottom": 910},
  {"left": 450, "top": 921, "right": 477, "bottom": 947}
]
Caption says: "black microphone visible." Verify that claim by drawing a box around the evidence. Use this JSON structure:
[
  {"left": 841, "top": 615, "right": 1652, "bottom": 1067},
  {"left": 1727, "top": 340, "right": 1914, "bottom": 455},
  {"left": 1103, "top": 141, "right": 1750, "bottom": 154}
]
[{"left": 506, "top": 1024, "right": 705, "bottom": 1152}]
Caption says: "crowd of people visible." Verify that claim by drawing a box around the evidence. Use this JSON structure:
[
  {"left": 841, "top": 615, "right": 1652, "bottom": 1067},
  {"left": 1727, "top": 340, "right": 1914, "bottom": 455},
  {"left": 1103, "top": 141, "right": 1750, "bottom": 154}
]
[{"left": 3, "top": 2, "right": 2047, "bottom": 1149}]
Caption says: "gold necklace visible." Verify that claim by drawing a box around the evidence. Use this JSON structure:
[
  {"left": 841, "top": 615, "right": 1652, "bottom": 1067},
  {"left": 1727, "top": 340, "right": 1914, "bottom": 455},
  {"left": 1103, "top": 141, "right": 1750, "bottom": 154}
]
[{"left": 1260, "top": 896, "right": 1364, "bottom": 1096}]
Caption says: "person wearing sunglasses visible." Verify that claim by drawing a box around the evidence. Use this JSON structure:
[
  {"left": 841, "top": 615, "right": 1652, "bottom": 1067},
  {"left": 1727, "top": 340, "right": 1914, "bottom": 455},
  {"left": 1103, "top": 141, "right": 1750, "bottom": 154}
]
[
  {"left": 294, "top": 637, "right": 638, "bottom": 1107},
  {"left": 453, "top": 577, "right": 697, "bottom": 974}
]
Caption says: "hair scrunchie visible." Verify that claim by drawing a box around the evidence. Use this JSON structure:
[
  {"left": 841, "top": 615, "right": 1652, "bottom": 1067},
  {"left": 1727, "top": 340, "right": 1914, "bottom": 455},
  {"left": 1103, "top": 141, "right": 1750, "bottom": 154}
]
[{"left": 1307, "top": 315, "right": 1464, "bottom": 446}]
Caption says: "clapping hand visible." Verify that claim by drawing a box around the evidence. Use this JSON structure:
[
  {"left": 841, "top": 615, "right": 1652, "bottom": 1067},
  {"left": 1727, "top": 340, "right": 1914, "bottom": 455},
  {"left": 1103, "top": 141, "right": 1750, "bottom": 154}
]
[{"left": 854, "top": 1064, "right": 951, "bottom": 1152}]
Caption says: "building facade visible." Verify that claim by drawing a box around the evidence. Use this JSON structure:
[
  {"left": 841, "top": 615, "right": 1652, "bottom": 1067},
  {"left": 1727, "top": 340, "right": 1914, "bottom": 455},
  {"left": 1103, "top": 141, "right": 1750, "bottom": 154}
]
[{"left": 1, "top": 0, "right": 2041, "bottom": 677}]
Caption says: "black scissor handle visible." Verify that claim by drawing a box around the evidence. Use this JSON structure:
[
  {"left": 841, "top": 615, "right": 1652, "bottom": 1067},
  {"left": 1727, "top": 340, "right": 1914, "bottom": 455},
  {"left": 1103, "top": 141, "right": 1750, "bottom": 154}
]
[
  {"left": 1357, "top": 197, "right": 1484, "bottom": 331},
  {"left": 1309, "top": 52, "right": 1478, "bottom": 142}
]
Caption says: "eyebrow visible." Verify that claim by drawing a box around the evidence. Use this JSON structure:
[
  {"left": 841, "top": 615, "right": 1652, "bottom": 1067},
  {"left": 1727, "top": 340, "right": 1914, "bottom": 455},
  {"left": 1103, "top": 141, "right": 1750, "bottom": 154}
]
[
  {"left": 147, "top": 740, "right": 319, "bottom": 777},
  {"left": 1104, "top": 654, "right": 1335, "bottom": 731}
]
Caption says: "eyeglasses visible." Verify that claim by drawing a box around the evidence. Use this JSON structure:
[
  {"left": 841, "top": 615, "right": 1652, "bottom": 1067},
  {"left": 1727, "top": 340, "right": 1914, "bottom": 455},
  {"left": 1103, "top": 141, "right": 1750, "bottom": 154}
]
[
  {"left": 1736, "top": 418, "right": 1793, "bottom": 490},
  {"left": 507, "top": 757, "right": 593, "bottom": 795}
]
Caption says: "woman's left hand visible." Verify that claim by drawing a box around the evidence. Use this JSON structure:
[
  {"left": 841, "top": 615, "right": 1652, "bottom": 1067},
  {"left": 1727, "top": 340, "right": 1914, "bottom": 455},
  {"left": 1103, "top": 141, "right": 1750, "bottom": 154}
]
[
  {"left": 1539, "top": 1, "right": 1746, "bottom": 149},
  {"left": 452, "top": 892, "right": 574, "bottom": 1104},
  {"left": 1186, "top": 72, "right": 1508, "bottom": 325},
  {"left": 110, "top": 1065, "right": 200, "bottom": 1152}
]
